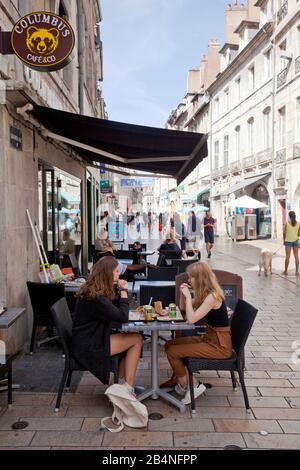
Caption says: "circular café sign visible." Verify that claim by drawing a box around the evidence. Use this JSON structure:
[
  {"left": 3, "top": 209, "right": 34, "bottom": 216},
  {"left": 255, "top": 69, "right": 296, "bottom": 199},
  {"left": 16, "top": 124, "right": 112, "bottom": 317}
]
[{"left": 11, "top": 11, "right": 75, "bottom": 72}]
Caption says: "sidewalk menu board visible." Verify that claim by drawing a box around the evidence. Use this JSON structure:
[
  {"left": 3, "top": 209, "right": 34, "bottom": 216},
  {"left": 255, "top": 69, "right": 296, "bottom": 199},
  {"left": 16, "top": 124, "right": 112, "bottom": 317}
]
[{"left": 108, "top": 221, "right": 124, "bottom": 242}]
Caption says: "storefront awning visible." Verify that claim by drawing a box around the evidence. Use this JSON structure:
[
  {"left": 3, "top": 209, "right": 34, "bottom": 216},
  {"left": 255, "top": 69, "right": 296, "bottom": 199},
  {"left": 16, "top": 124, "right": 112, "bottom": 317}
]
[
  {"left": 219, "top": 173, "right": 270, "bottom": 197},
  {"left": 31, "top": 106, "right": 208, "bottom": 185}
]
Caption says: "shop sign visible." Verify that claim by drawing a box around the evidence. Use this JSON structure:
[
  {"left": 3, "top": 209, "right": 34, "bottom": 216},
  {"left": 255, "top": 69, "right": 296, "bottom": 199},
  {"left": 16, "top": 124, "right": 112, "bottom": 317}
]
[
  {"left": 10, "top": 12, "right": 75, "bottom": 72},
  {"left": 100, "top": 179, "right": 110, "bottom": 188},
  {"left": 120, "top": 178, "right": 155, "bottom": 188},
  {"left": 10, "top": 125, "right": 22, "bottom": 150},
  {"left": 101, "top": 187, "right": 113, "bottom": 194}
]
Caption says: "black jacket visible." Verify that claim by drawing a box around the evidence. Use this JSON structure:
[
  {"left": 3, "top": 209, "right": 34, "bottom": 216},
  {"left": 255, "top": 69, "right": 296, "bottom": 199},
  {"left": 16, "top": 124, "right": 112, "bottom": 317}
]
[{"left": 71, "top": 295, "right": 129, "bottom": 384}]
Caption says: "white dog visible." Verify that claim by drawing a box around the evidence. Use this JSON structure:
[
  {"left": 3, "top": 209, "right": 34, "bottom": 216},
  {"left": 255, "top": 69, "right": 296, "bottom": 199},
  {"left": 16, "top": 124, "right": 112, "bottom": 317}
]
[{"left": 258, "top": 248, "right": 273, "bottom": 276}]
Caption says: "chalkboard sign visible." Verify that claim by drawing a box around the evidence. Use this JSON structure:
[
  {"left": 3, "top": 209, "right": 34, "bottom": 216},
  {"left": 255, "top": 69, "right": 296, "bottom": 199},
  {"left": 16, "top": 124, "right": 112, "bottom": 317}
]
[{"left": 222, "top": 285, "right": 237, "bottom": 310}]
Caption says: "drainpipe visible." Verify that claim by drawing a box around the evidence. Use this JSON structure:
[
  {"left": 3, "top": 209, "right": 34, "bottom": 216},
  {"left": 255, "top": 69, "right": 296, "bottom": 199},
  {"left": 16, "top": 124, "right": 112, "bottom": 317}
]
[
  {"left": 270, "top": 34, "right": 277, "bottom": 239},
  {"left": 96, "top": 0, "right": 103, "bottom": 82},
  {"left": 77, "top": 0, "right": 85, "bottom": 114}
]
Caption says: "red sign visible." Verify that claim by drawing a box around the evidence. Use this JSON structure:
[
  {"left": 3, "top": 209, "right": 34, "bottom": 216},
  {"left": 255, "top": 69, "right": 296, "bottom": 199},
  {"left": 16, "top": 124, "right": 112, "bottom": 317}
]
[{"left": 11, "top": 11, "right": 75, "bottom": 72}]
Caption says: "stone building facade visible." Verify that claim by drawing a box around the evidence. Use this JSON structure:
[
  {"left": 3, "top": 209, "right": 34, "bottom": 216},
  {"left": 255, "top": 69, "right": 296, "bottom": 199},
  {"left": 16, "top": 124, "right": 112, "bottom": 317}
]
[
  {"left": 0, "top": 0, "right": 105, "bottom": 352},
  {"left": 209, "top": 0, "right": 300, "bottom": 238}
]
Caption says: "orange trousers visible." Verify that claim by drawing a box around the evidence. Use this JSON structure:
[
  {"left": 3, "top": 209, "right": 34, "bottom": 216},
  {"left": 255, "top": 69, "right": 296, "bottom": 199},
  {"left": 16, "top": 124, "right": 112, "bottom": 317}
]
[{"left": 165, "top": 325, "right": 232, "bottom": 378}]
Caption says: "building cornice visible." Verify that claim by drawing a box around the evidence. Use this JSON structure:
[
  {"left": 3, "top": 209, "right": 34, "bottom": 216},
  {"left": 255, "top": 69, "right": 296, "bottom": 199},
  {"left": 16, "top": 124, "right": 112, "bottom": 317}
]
[
  {"left": 234, "top": 20, "right": 260, "bottom": 34},
  {"left": 219, "top": 43, "right": 239, "bottom": 55},
  {"left": 207, "top": 21, "right": 274, "bottom": 95},
  {"left": 184, "top": 102, "right": 209, "bottom": 128},
  {"left": 254, "top": 0, "right": 268, "bottom": 7}
]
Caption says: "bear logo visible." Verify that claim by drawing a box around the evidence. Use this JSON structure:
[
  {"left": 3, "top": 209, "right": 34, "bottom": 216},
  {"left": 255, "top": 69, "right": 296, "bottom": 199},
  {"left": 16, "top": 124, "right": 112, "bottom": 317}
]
[{"left": 26, "top": 26, "right": 59, "bottom": 55}]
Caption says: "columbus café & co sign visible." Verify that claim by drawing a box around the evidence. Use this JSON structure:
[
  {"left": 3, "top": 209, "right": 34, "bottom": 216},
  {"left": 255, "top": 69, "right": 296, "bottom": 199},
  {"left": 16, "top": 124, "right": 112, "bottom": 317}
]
[{"left": 0, "top": 11, "right": 75, "bottom": 72}]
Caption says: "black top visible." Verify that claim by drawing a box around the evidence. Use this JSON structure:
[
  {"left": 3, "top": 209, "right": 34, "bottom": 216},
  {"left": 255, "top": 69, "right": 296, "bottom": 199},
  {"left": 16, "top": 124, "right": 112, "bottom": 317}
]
[
  {"left": 204, "top": 300, "right": 229, "bottom": 328},
  {"left": 71, "top": 295, "right": 129, "bottom": 384},
  {"left": 159, "top": 242, "right": 181, "bottom": 251}
]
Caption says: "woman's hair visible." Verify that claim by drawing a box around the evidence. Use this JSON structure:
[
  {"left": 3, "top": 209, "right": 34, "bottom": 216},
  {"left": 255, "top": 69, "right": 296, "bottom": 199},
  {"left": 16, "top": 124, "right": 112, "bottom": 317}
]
[
  {"left": 186, "top": 262, "right": 225, "bottom": 308},
  {"left": 76, "top": 256, "right": 118, "bottom": 301},
  {"left": 289, "top": 211, "right": 297, "bottom": 227},
  {"left": 96, "top": 239, "right": 114, "bottom": 252}
]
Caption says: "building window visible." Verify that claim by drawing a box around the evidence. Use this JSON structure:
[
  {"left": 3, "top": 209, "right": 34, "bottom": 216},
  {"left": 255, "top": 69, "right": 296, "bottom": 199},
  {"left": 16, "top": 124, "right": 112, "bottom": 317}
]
[
  {"left": 59, "top": 1, "right": 68, "bottom": 19},
  {"left": 248, "top": 65, "right": 255, "bottom": 92},
  {"left": 263, "top": 107, "right": 271, "bottom": 149},
  {"left": 278, "top": 106, "right": 286, "bottom": 148},
  {"left": 224, "top": 88, "right": 229, "bottom": 111},
  {"left": 278, "top": 39, "right": 287, "bottom": 70},
  {"left": 214, "top": 140, "right": 219, "bottom": 170},
  {"left": 247, "top": 117, "right": 254, "bottom": 155},
  {"left": 235, "top": 78, "right": 241, "bottom": 102},
  {"left": 235, "top": 125, "right": 241, "bottom": 161},
  {"left": 215, "top": 97, "right": 220, "bottom": 115},
  {"left": 296, "top": 98, "right": 300, "bottom": 141},
  {"left": 264, "top": 48, "right": 272, "bottom": 79},
  {"left": 224, "top": 135, "right": 229, "bottom": 167}
]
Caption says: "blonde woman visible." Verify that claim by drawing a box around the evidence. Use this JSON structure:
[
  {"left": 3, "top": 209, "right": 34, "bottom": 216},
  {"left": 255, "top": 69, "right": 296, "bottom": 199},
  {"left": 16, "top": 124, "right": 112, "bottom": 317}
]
[{"left": 165, "top": 262, "right": 232, "bottom": 405}]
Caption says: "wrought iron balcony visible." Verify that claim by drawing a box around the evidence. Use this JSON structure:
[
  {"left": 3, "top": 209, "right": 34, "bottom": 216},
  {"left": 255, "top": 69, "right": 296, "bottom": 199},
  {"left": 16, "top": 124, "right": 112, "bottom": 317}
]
[
  {"left": 296, "top": 56, "right": 300, "bottom": 75},
  {"left": 276, "top": 148, "right": 286, "bottom": 163},
  {"left": 293, "top": 142, "right": 300, "bottom": 160},
  {"left": 277, "top": 0, "right": 288, "bottom": 24},
  {"left": 277, "top": 67, "right": 288, "bottom": 88}
]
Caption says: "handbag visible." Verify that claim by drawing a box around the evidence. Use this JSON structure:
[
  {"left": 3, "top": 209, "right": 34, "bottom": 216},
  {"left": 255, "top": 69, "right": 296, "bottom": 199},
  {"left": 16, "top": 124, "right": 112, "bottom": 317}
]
[{"left": 100, "top": 383, "right": 148, "bottom": 432}]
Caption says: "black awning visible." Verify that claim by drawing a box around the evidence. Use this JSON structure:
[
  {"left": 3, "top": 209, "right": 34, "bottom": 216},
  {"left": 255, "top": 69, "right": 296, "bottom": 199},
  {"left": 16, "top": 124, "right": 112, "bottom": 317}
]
[{"left": 32, "top": 105, "right": 208, "bottom": 184}]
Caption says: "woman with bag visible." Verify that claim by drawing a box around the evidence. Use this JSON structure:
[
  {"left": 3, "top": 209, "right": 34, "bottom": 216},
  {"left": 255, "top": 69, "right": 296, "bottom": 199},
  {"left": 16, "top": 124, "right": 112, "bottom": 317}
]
[{"left": 72, "top": 256, "right": 143, "bottom": 393}]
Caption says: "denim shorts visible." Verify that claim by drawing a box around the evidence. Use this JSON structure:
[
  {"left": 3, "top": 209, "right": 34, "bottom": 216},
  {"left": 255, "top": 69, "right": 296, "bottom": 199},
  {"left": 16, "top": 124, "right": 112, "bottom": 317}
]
[{"left": 284, "top": 240, "right": 299, "bottom": 247}]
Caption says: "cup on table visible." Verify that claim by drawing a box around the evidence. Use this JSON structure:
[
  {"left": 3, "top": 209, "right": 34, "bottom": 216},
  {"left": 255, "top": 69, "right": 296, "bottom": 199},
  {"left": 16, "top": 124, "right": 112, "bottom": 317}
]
[
  {"left": 168, "top": 303, "right": 177, "bottom": 319},
  {"left": 144, "top": 305, "right": 153, "bottom": 322}
]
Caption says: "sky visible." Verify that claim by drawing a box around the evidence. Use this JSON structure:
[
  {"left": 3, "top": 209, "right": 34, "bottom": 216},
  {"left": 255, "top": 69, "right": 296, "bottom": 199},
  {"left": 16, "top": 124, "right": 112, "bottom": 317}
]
[{"left": 100, "top": 0, "right": 229, "bottom": 128}]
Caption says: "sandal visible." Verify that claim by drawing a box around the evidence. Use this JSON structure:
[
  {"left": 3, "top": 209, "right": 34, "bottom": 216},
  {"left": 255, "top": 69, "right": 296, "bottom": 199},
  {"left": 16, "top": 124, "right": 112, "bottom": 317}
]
[{"left": 159, "top": 374, "right": 177, "bottom": 388}]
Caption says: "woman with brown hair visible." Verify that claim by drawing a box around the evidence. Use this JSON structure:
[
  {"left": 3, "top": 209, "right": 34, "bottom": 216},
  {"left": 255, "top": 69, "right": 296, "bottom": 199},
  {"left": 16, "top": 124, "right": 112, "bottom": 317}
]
[
  {"left": 164, "top": 262, "right": 232, "bottom": 405},
  {"left": 71, "top": 256, "right": 143, "bottom": 392},
  {"left": 283, "top": 211, "right": 300, "bottom": 275}
]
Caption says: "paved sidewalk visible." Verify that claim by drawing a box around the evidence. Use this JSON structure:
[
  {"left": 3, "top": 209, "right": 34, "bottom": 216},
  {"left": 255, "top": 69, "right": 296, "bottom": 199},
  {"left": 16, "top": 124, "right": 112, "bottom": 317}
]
[{"left": 1, "top": 236, "right": 300, "bottom": 450}]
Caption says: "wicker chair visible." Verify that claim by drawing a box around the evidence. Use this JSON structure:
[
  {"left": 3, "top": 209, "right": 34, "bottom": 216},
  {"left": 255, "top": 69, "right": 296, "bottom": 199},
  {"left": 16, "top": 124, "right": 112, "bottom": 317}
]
[
  {"left": 184, "top": 299, "right": 258, "bottom": 413},
  {"left": 50, "top": 298, "right": 119, "bottom": 411}
]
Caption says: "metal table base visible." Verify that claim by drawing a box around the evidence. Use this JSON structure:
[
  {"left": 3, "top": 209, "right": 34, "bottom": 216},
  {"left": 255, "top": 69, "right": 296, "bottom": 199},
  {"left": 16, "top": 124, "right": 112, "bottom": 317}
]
[{"left": 136, "top": 329, "right": 185, "bottom": 413}]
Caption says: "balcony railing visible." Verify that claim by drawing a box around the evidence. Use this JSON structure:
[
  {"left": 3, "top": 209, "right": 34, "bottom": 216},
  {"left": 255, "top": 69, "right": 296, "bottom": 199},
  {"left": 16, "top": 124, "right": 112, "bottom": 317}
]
[
  {"left": 277, "top": 0, "right": 288, "bottom": 24},
  {"left": 256, "top": 148, "right": 272, "bottom": 164},
  {"left": 242, "top": 155, "right": 256, "bottom": 168},
  {"left": 296, "top": 56, "right": 300, "bottom": 75},
  {"left": 277, "top": 67, "right": 288, "bottom": 88},
  {"left": 276, "top": 148, "right": 286, "bottom": 163},
  {"left": 293, "top": 142, "right": 300, "bottom": 159}
]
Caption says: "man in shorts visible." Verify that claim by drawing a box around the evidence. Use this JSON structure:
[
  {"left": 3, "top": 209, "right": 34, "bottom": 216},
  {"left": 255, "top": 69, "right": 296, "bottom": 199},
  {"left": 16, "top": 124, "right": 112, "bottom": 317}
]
[{"left": 203, "top": 211, "right": 215, "bottom": 258}]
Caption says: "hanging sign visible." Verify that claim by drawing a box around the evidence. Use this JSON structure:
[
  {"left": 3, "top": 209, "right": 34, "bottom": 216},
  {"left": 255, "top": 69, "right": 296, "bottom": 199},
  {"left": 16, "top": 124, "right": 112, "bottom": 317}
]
[{"left": 9, "top": 11, "right": 75, "bottom": 72}]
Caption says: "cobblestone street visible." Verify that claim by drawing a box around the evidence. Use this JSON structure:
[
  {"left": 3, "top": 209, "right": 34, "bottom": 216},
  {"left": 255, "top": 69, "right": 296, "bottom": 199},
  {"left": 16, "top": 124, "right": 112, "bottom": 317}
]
[{"left": 1, "top": 237, "right": 300, "bottom": 449}]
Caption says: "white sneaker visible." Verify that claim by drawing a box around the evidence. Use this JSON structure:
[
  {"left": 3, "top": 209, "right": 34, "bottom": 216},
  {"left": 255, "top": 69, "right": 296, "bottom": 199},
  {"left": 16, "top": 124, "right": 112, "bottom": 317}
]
[
  {"left": 181, "top": 382, "right": 206, "bottom": 405},
  {"left": 174, "top": 382, "right": 187, "bottom": 396}
]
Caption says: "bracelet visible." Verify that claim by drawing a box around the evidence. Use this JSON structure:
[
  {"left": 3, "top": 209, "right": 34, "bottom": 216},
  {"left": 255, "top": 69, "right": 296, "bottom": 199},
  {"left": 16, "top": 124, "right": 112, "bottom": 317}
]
[{"left": 119, "top": 288, "right": 128, "bottom": 293}]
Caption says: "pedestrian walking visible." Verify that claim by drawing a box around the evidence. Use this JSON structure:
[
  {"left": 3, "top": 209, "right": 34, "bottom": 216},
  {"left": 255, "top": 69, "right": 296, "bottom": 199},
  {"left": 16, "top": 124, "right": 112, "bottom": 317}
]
[
  {"left": 282, "top": 211, "right": 300, "bottom": 275},
  {"left": 203, "top": 211, "right": 215, "bottom": 258}
]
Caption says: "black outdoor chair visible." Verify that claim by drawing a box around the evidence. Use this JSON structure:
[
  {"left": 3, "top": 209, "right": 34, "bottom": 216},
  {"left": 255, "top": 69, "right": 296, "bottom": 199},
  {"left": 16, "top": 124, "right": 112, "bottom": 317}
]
[
  {"left": 184, "top": 299, "right": 258, "bottom": 413},
  {"left": 140, "top": 285, "right": 175, "bottom": 308},
  {"left": 128, "top": 243, "right": 147, "bottom": 251},
  {"left": 27, "top": 281, "right": 65, "bottom": 353},
  {"left": 0, "top": 356, "right": 13, "bottom": 406},
  {"left": 157, "top": 250, "right": 182, "bottom": 267},
  {"left": 171, "top": 259, "right": 197, "bottom": 274},
  {"left": 147, "top": 267, "right": 178, "bottom": 281},
  {"left": 50, "top": 297, "right": 119, "bottom": 411}
]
